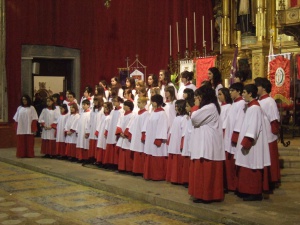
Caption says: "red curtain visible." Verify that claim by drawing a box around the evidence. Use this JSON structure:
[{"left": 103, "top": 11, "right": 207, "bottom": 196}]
[{"left": 5, "top": 0, "right": 213, "bottom": 121}]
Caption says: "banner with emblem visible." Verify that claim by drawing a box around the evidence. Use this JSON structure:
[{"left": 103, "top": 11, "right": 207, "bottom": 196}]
[
  {"left": 268, "top": 53, "right": 291, "bottom": 103},
  {"left": 195, "top": 56, "right": 216, "bottom": 88}
]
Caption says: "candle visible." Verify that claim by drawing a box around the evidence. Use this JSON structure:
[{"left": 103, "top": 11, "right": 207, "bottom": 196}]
[
  {"left": 211, "top": 20, "right": 213, "bottom": 50},
  {"left": 176, "top": 22, "right": 179, "bottom": 52},
  {"left": 170, "top": 25, "right": 172, "bottom": 56},
  {"left": 202, "top": 15, "right": 205, "bottom": 47},
  {"left": 224, "top": 79, "right": 229, "bottom": 88},
  {"left": 194, "top": 12, "right": 196, "bottom": 43},
  {"left": 186, "top": 18, "right": 188, "bottom": 48},
  {"left": 220, "top": 22, "right": 222, "bottom": 54}
]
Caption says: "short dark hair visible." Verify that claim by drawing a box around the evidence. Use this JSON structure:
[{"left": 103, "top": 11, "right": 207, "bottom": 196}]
[
  {"left": 183, "top": 88, "right": 194, "bottom": 100},
  {"left": 254, "top": 77, "right": 272, "bottom": 94},
  {"left": 82, "top": 99, "right": 91, "bottom": 106},
  {"left": 175, "top": 99, "right": 188, "bottom": 116},
  {"left": 151, "top": 94, "right": 164, "bottom": 107},
  {"left": 68, "top": 91, "right": 76, "bottom": 98},
  {"left": 60, "top": 104, "right": 69, "bottom": 114},
  {"left": 84, "top": 86, "right": 93, "bottom": 95},
  {"left": 229, "top": 82, "right": 244, "bottom": 95},
  {"left": 235, "top": 71, "right": 247, "bottom": 82},
  {"left": 124, "top": 100, "right": 134, "bottom": 111},
  {"left": 244, "top": 84, "right": 258, "bottom": 99},
  {"left": 181, "top": 71, "right": 194, "bottom": 81}
]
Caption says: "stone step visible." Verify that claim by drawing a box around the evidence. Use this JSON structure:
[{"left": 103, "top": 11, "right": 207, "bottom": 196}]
[
  {"left": 279, "top": 156, "right": 300, "bottom": 169},
  {"left": 281, "top": 168, "right": 300, "bottom": 182},
  {"left": 279, "top": 147, "right": 300, "bottom": 156}
]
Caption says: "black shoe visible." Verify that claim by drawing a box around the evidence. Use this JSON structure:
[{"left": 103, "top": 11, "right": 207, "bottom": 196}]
[
  {"left": 192, "top": 199, "right": 203, "bottom": 203},
  {"left": 42, "top": 154, "right": 50, "bottom": 158},
  {"left": 243, "top": 194, "right": 263, "bottom": 201}
]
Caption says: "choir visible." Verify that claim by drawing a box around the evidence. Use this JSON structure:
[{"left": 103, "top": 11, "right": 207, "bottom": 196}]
[{"left": 13, "top": 68, "right": 281, "bottom": 204}]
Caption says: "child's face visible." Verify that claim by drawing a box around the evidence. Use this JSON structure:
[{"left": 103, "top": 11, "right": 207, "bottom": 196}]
[
  {"left": 175, "top": 104, "right": 179, "bottom": 114},
  {"left": 230, "top": 89, "right": 239, "bottom": 100},
  {"left": 82, "top": 103, "right": 89, "bottom": 111},
  {"left": 136, "top": 84, "right": 140, "bottom": 90},
  {"left": 159, "top": 72, "right": 164, "bottom": 81},
  {"left": 181, "top": 76, "right": 187, "bottom": 84},
  {"left": 137, "top": 99, "right": 146, "bottom": 109},
  {"left": 165, "top": 91, "right": 170, "bottom": 98},
  {"left": 68, "top": 95, "right": 75, "bottom": 102},
  {"left": 103, "top": 104, "right": 109, "bottom": 114},
  {"left": 70, "top": 106, "right": 75, "bottom": 113},
  {"left": 125, "top": 80, "right": 130, "bottom": 87},
  {"left": 242, "top": 90, "right": 252, "bottom": 102},
  {"left": 218, "top": 90, "right": 225, "bottom": 103},
  {"left": 148, "top": 76, "right": 153, "bottom": 85},
  {"left": 208, "top": 70, "right": 213, "bottom": 80},
  {"left": 46, "top": 99, "right": 53, "bottom": 107},
  {"left": 83, "top": 90, "right": 89, "bottom": 98},
  {"left": 124, "top": 92, "right": 129, "bottom": 99},
  {"left": 53, "top": 97, "right": 58, "bottom": 103},
  {"left": 183, "top": 92, "right": 188, "bottom": 99},
  {"left": 185, "top": 103, "right": 191, "bottom": 113},
  {"left": 111, "top": 78, "right": 117, "bottom": 86},
  {"left": 60, "top": 107, "right": 65, "bottom": 114}
]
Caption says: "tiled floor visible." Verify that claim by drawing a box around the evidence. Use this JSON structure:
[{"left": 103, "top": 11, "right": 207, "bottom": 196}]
[{"left": 0, "top": 161, "right": 217, "bottom": 225}]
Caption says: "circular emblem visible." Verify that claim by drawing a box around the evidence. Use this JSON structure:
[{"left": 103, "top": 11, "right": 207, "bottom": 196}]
[{"left": 275, "top": 67, "right": 285, "bottom": 87}]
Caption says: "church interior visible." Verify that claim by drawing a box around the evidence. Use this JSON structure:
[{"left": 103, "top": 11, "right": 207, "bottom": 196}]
[{"left": 1, "top": 0, "right": 300, "bottom": 224}]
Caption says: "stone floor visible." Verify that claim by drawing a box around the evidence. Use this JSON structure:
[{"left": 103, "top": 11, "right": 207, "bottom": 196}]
[
  {"left": 0, "top": 161, "right": 215, "bottom": 225},
  {"left": 0, "top": 138, "right": 300, "bottom": 225}
]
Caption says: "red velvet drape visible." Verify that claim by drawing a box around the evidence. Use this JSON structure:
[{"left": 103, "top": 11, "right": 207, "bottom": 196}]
[{"left": 5, "top": 0, "right": 213, "bottom": 121}]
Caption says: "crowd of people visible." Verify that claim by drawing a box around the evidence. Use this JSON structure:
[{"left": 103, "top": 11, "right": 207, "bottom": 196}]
[{"left": 13, "top": 67, "right": 281, "bottom": 203}]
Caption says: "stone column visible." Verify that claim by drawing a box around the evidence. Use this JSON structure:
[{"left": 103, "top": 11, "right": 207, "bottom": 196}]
[
  {"left": 0, "top": 0, "right": 8, "bottom": 122},
  {"left": 222, "top": 0, "right": 231, "bottom": 48},
  {"left": 256, "top": 0, "right": 267, "bottom": 42}
]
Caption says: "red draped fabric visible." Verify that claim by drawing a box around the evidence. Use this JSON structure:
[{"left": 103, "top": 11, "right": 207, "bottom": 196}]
[
  {"left": 195, "top": 56, "right": 216, "bottom": 88},
  {"left": 291, "top": 0, "right": 300, "bottom": 7},
  {"left": 297, "top": 54, "right": 300, "bottom": 80},
  {"left": 5, "top": 0, "right": 214, "bottom": 121},
  {"left": 269, "top": 55, "right": 291, "bottom": 103}
]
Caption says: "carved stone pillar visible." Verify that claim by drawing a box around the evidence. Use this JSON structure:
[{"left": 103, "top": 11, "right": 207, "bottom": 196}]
[
  {"left": 251, "top": 47, "right": 269, "bottom": 79},
  {"left": 0, "top": 0, "right": 8, "bottom": 122}
]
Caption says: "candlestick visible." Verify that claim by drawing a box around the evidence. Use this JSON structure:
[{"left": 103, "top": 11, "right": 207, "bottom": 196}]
[
  {"left": 224, "top": 78, "right": 229, "bottom": 88},
  {"left": 194, "top": 12, "right": 196, "bottom": 43},
  {"left": 202, "top": 16, "right": 205, "bottom": 47},
  {"left": 211, "top": 20, "right": 213, "bottom": 50},
  {"left": 186, "top": 18, "right": 188, "bottom": 49},
  {"left": 176, "top": 22, "right": 179, "bottom": 53},
  {"left": 170, "top": 25, "right": 172, "bottom": 56},
  {"left": 220, "top": 22, "right": 222, "bottom": 54}
]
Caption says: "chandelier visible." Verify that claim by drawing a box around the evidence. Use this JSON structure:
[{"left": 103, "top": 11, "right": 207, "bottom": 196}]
[{"left": 104, "top": 0, "right": 111, "bottom": 8}]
